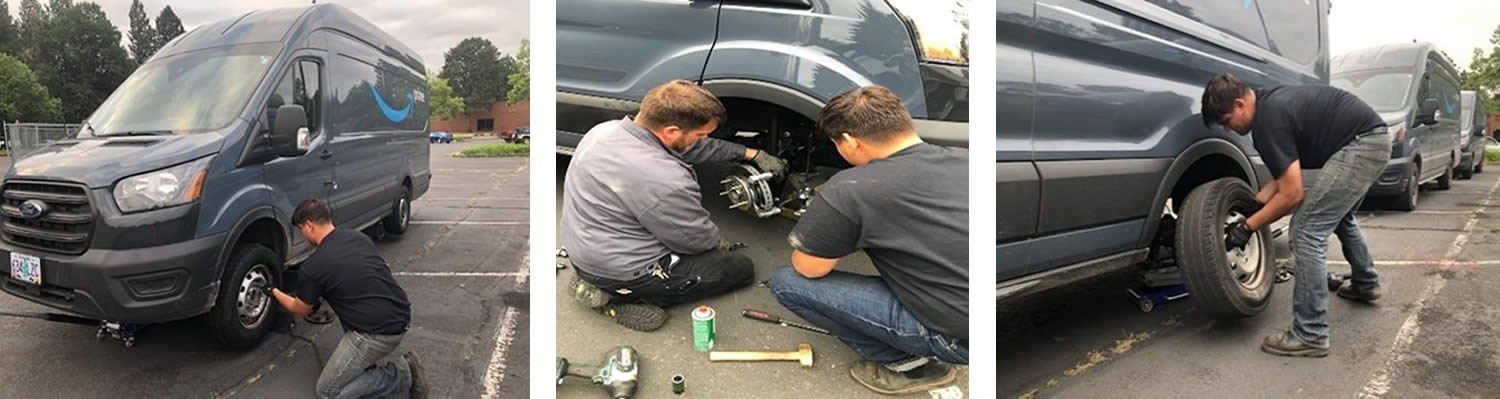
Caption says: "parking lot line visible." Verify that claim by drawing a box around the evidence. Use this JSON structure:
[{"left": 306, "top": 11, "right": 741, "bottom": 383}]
[
  {"left": 1327, "top": 260, "right": 1500, "bottom": 266},
  {"left": 1359, "top": 175, "right": 1500, "bottom": 398},
  {"left": 391, "top": 271, "right": 527, "bottom": 277},
  {"left": 482, "top": 256, "right": 528, "bottom": 399},
  {"left": 408, "top": 220, "right": 527, "bottom": 225}
]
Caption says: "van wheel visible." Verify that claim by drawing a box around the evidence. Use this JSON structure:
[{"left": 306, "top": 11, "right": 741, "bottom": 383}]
[
  {"left": 1476, "top": 151, "right": 1486, "bottom": 174},
  {"left": 382, "top": 186, "right": 411, "bottom": 235},
  {"left": 210, "top": 244, "right": 280, "bottom": 350},
  {"left": 1393, "top": 165, "right": 1419, "bottom": 211},
  {"left": 1437, "top": 160, "right": 1453, "bottom": 190},
  {"left": 1175, "top": 178, "right": 1273, "bottom": 319}
]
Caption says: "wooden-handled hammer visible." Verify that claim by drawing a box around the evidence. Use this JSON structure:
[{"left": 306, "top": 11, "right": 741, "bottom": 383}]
[{"left": 708, "top": 344, "right": 814, "bottom": 368}]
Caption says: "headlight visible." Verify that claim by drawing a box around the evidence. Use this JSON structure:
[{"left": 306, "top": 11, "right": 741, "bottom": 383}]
[
  {"left": 114, "top": 156, "right": 213, "bottom": 213},
  {"left": 887, "top": 0, "right": 968, "bottom": 65}
]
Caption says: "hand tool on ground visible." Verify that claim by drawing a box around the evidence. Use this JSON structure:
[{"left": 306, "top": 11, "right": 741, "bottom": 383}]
[
  {"left": 557, "top": 346, "right": 640, "bottom": 399},
  {"left": 741, "top": 308, "right": 830, "bottom": 335},
  {"left": 708, "top": 343, "right": 814, "bottom": 368}
]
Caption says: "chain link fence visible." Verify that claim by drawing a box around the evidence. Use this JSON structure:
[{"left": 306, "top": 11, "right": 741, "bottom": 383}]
[{"left": 3, "top": 122, "right": 82, "bottom": 166}]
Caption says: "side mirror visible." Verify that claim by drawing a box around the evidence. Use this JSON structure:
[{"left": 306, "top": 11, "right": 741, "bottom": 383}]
[
  {"left": 1415, "top": 98, "right": 1440, "bottom": 126},
  {"left": 271, "top": 104, "right": 308, "bottom": 157}
]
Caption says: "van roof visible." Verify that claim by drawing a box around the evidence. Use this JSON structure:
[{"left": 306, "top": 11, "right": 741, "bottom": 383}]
[
  {"left": 152, "top": 3, "right": 424, "bottom": 74},
  {"left": 1331, "top": 41, "right": 1440, "bottom": 73}
]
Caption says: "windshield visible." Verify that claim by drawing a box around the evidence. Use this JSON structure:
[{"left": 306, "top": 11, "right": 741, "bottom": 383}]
[
  {"left": 82, "top": 44, "right": 280, "bottom": 137},
  {"left": 1330, "top": 70, "right": 1414, "bottom": 113}
]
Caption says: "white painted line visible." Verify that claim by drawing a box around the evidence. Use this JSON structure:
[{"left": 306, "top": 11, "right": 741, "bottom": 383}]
[
  {"left": 1327, "top": 260, "right": 1500, "bottom": 266},
  {"left": 482, "top": 256, "right": 528, "bottom": 399},
  {"left": 409, "top": 220, "right": 527, "bottom": 226},
  {"left": 392, "top": 271, "right": 526, "bottom": 277},
  {"left": 1359, "top": 174, "right": 1500, "bottom": 398},
  {"left": 416, "top": 197, "right": 529, "bottom": 201}
]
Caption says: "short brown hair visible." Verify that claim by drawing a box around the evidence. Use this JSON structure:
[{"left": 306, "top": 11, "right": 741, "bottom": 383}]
[
  {"left": 817, "top": 86, "right": 914, "bottom": 143},
  {"left": 1201, "top": 73, "right": 1253, "bottom": 128},
  {"left": 636, "top": 80, "right": 727, "bottom": 131},
  {"left": 292, "top": 199, "right": 331, "bottom": 227}
]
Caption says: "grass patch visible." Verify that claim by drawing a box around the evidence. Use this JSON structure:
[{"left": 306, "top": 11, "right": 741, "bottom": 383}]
[
  {"left": 453, "top": 132, "right": 475, "bottom": 142},
  {"left": 456, "top": 143, "right": 528, "bottom": 158},
  {"left": 1486, "top": 151, "right": 1500, "bottom": 164}
]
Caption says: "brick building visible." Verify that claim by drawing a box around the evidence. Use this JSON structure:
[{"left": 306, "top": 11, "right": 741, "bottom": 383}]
[{"left": 431, "top": 101, "right": 530, "bottom": 134}]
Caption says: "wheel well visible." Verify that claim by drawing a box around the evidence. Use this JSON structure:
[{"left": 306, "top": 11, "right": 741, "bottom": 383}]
[
  {"left": 717, "top": 97, "right": 848, "bottom": 170},
  {"left": 1169, "top": 154, "right": 1251, "bottom": 209},
  {"left": 236, "top": 218, "right": 285, "bottom": 262}
]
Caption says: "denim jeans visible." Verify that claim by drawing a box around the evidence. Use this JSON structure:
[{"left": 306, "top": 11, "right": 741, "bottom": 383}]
[
  {"left": 1289, "top": 130, "right": 1391, "bottom": 346},
  {"left": 315, "top": 331, "right": 412, "bottom": 399},
  {"left": 768, "top": 267, "right": 967, "bottom": 367}
]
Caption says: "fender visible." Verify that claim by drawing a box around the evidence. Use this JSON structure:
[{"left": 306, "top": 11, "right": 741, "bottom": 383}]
[
  {"left": 701, "top": 79, "right": 825, "bottom": 121},
  {"left": 211, "top": 206, "right": 289, "bottom": 282},
  {"left": 1137, "top": 138, "right": 1256, "bottom": 247}
]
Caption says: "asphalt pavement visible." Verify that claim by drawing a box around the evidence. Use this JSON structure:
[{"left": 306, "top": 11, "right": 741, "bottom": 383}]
[
  {"left": 555, "top": 157, "right": 969, "bottom": 399},
  {"left": 0, "top": 138, "right": 529, "bottom": 398},
  {"left": 1001, "top": 167, "right": 1500, "bottom": 398}
]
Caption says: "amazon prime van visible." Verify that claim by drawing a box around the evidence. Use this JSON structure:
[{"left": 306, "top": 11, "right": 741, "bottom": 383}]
[{"left": 0, "top": 4, "right": 430, "bottom": 348}]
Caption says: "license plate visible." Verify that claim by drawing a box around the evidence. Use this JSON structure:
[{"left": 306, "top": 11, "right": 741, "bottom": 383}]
[{"left": 10, "top": 252, "right": 41, "bottom": 285}]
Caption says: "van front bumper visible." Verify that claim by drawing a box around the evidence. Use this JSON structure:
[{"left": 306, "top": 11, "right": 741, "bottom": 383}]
[
  {"left": 0, "top": 232, "right": 225, "bottom": 323},
  {"left": 1366, "top": 156, "right": 1416, "bottom": 197}
]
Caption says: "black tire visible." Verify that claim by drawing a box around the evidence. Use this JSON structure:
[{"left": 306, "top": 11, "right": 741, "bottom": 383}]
[
  {"left": 1477, "top": 151, "right": 1485, "bottom": 174},
  {"left": 1436, "top": 158, "right": 1453, "bottom": 190},
  {"left": 382, "top": 185, "right": 411, "bottom": 235},
  {"left": 1175, "top": 178, "right": 1274, "bottom": 319},
  {"left": 210, "top": 244, "right": 280, "bottom": 350},
  {"left": 1393, "top": 164, "right": 1419, "bottom": 211}
]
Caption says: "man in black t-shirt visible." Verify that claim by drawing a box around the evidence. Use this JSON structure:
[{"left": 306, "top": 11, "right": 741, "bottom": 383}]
[
  {"left": 268, "top": 199, "right": 428, "bottom": 398},
  {"left": 767, "top": 86, "right": 968, "bottom": 394},
  {"left": 1202, "top": 74, "right": 1391, "bottom": 358}
]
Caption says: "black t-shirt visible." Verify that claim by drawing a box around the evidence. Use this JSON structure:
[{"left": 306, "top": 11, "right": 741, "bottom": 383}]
[
  {"left": 296, "top": 229, "right": 411, "bottom": 335},
  {"left": 788, "top": 143, "right": 969, "bottom": 340},
  {"left": 1252, "top": 86, "right": 1386, "bottom": 177}
]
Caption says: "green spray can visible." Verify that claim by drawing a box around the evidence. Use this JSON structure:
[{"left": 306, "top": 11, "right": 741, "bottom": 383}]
[{"left": 692, "top": 305, "right": 716, "bottom": 351}]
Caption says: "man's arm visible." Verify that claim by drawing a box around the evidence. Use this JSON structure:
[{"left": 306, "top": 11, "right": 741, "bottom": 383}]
[
  {"left": 271, "top": 288, "right": 315, "bottom": 319},
  {"left": 638, "top": 183, "right": 721, "bottom": 254},
  {"left": 1248, "top": 161, "right": 1304, "bottom": 231},
  {"left": 1255, "top": 178, "right": 1279, "bottom": 204},
  {"left": 680, "top": 137, "right": 749, "bottom": 165},
  {"left": 791, "top": 249, "right": 839, "bottom": 278}
]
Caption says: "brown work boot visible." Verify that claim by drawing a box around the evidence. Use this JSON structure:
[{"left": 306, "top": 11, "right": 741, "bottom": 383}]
[
  {"left": 603, "top": 303, "right": 667, "bottom": 332},
  {"left": 1260, "top": 330, "right": 1329, "bottom": 358},
  {"left": 404, "top": 351, "right": 428, "bottom": 399},
  {"left": 849, "top": 360, "right": 958, "bottom": 395},
  {"left": 1337, "top": 283, "right": 1382, "bottom": 302},
  {"left": 568, "top": 274, "right": 611, "bottom": 309}
]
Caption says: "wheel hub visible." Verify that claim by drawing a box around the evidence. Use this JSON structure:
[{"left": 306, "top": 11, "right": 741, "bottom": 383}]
[
  {"left": 1224, "top": 212, "right": 1263, "bottom": 286},
  {"left": 399, "top": 196, "right": 409, "bottom": 226},
  {"left": 236, "top": 265, "right": 272, "bottom": 328}
]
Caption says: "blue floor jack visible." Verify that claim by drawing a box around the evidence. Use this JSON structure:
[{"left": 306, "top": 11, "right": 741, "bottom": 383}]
[
  {"left": 0, "top": 310, "right": 145, "bottom": 347},
  {"left": 1128, "top": 268, "right": 1190, "bottom": 313}
]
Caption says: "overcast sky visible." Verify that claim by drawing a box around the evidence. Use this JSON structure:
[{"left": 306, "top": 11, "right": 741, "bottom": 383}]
[
  {"left": 4, "top": 0, "right": 528, "bottom": 73},
  {"left": 1329, "top": 0, "right": 1500, "bottom": 70}
]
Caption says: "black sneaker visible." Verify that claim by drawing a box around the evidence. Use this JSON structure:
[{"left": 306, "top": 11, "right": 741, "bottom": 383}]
[
  {"left": 1260, "top": 330, "right": 1329, "bottom": 358},
  {"left": 568, "top": 275, "right": 611, "bottom": 309},
  {"left": 1337, "top": 283, "right": 1382, "bottom": 302},
  {"left": 403, "top": 351, "right": 428, "bottom": 399},
  {"left": 849, "top": 360, "right": 958, "bottom": 395},
  {"left": 603, "top": 303, "right": 667, "bottom": 332}
]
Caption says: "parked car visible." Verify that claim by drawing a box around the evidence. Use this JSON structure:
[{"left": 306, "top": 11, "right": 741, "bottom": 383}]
[
  {"left": 1330, "top": 42, "right": 1462, "bottom": 210},
  {"left": 429, "top": 131, "right": 453, "bottom": 143},
  {"left": 556, "top": 0, "right": 968, "bottom": 206},
  {"left": 1456, "top": 90, "right": 1488, "bottom": 178},
  {"left": 997, "top": 0, "right": 1323, "bottom": 319},
  {"left": 504, "top": 126, "right": 529, "bottom": 143},
  {"left": 0, "top": 4, "right": 430, "bottom": 349}
]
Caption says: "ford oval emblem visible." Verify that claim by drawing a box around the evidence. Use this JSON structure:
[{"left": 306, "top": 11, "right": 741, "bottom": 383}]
[{"left": 18, "top": 199, "right": 48, "bottom": 219}]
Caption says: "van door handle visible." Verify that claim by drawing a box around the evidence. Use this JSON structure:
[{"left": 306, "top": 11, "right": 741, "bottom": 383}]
[
  {"left": 324, "top": 181, "right": 337, "bottom": 190},
  {"left": 319, "top": 149, "right": 332, "bottom": 159}
]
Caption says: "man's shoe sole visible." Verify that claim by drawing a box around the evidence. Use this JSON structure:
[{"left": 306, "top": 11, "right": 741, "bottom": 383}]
[
  {"left": 1260, "top": 343, "right": 1329, "bottom": 358},
  {"left": 606, "top": 304, "right": 667, "bottom": 332},
  {"left": 1337, "top": 289, "right": 1381, "bottom": 302},
  {"left": 848, "top": 366, "right": 959, "bottom": 395}
]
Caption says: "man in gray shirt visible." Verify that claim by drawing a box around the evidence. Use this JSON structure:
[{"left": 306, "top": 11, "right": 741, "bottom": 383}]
[{"left": 561, "top": 80, "right": 786, "bottom": 331}]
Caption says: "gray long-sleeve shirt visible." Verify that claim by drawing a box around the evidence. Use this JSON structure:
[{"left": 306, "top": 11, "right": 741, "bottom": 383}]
[{"left": 561, "top": 117, "right": 747, "bottom": 280}]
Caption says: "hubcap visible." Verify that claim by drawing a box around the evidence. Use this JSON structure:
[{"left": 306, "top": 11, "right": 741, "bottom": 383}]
[
  {"left": 236, "top": 264, "right": 272, "bottom": 328},
  {"left": 1410, "top": 168, "right": 1420, "bottom": 205},
  {"left": 1224, "top": 211, "right": 1265, "bottom": 289},
  {"left": 399, "top": 196, "right": 409, "bottom": 226}
]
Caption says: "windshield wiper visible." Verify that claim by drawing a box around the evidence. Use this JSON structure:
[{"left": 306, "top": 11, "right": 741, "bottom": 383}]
[{"left": 99, "top": 130, "right": 173, "bottom": 137}]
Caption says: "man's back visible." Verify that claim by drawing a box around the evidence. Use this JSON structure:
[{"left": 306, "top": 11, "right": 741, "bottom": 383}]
[{"left": 299, "top": 229, "right": 411, "bottom": 335}]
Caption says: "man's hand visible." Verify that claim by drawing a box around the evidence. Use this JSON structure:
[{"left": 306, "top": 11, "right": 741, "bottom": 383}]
[
  {"left": 1226, "top": 220, "right": 1253, "bottom": 250},
  {"left": 751, "top": 150, "right": 788, "bottom": 177},
  {"left": 717, "top": 237, "right": 746, "bottom": 251},
  {"left": 251, "top": 280, "right": 273, "bottom": 297}
]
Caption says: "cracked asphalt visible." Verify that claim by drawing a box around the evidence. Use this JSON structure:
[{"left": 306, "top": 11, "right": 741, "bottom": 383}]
[
  {"left": 1000, "top": 166, "right": 1500, "bottom": 398},
  {"left": 0, "top": 138, "right": 529, "bottom": 398},
  {"left": 556, "top": 158, "right": 969, "bottom": 398}
]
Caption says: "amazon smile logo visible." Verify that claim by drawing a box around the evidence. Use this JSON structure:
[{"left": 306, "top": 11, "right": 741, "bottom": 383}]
[{"left": 371, "top": 86, "right": 414, "bottom": 123}]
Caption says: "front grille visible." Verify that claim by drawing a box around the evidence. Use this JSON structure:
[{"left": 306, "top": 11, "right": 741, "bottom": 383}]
[{"left": 0, "top": 181, "right": 94, "bottom": 254}]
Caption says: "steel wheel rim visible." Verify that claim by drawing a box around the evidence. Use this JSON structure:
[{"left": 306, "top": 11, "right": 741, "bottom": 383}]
[
  {"left": 1410, "top": 168, "right": 1420, "bottom": 205},
  {"left": 1225, "top": 211, "right": 1266, "bottom": 289},
  {"left": 236, "top": 264, "right": 272, "bottom": 328},
  {"left": 399, "top": 195, "right": 410, "bottom": 226}
]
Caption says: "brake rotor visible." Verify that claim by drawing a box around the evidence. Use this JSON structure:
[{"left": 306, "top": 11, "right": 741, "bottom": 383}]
[{"left": 720, "top": 163, "right": 781, "bottom": 218}]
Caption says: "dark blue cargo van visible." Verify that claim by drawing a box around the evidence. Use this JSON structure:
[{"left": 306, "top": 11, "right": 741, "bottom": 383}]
[
  {"left": 998, "top": 0, "right": 1326, "bottom": 319},
  {"left": 0, "top": 4, "right": 430, "bottom": 348},
  {"left": 1330, "top": 42, "right": 1462, "bottom": 210},
  {"left": 1456, "top": 90, "right": 1487, "bottom": 178}
]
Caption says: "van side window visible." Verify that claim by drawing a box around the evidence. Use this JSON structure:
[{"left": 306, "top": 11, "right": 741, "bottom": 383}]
[
  {"left": 265, "top": 59, "right": 322, "bottom": 138},
  {"left": 1147, "top": 0, "right": 1269, "bottom": 49},
  {"left": 1258, "top": 0, "right": 1320, "bottom": 64}
]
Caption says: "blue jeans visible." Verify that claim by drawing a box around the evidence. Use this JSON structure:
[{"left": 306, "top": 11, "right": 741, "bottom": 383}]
[
  {"left": 768, "top": 267, "right": 967, "bottom": 367},
  {"left": 1289, "top": 130, "right": 1390, "bottom": 346},
  {"left": 315, "top": 331, "right": 412, "bottom": 399}
]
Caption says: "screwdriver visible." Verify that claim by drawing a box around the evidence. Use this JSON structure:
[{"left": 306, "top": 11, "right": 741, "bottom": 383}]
[{"left": 741, "top": 308, "right": 830, "bottom": 335}]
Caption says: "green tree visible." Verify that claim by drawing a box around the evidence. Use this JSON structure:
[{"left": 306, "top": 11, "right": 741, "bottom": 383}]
[
  {"left": 16, "top": 0, "right": 46, "bottom": 64},
  {"left": 507, "top": 38, "right": 528, "bottom": 104},
  {"left": 41, "top": 3, "right": 132, "bottom": 121},
  {"left": 45, "top": 0, "right": 69, "bottom": 14},
  {"left": 1465, "top": 25, "right": 1500, "bottom": 117},
  {"left": 0, "top": 53, "right": 62, "bottom": 122},
  {"left": 154, "top": 5, "right": 183, "bottom": 47},
  {"left": 427, "top": 74, "right": 466, "bottom": 120},
  {"left": 0, "top": 0, "right": 17, "bottom": 56},
  {"left": 439, "top": 37, "right": 506, "bottom": 110},
  {"left": 127, "top": 0, "right": 157, "bottom": 63}
]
